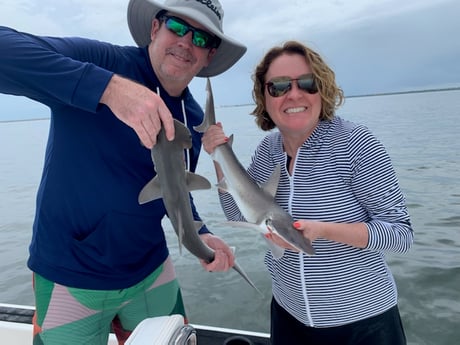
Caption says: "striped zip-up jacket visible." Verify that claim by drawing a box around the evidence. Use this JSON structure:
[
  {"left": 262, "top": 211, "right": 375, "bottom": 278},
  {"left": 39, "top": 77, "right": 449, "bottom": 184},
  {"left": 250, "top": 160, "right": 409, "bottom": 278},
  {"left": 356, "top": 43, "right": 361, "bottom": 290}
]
[{"left": 220, "top": 116, "right": 413, "bottom": 327}]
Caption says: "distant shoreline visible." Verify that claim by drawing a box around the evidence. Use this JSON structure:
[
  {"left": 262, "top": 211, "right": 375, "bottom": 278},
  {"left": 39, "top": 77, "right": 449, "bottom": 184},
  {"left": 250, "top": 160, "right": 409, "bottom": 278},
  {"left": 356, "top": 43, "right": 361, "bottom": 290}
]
[
  {"left": 0, "top": 117, "right": 49, "bottom": 123},
  {"left": 219, "top": 86, "right": 460, "bottom": 108},
  {"left": 1, "top": 87, "right": 459, "bottom": 122},
  {"left": 346, "top": 86, "right": 460, "bottom": 99}
]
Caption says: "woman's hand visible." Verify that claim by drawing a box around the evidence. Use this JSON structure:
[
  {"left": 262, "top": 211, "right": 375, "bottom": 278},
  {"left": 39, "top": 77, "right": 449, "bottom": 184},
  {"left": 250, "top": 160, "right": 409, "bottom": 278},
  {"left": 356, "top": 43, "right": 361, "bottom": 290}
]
[
  {"left": 274, "top": 219, "right": 369, "bottom": 249},
  {"left": 201, "top": 122, "right": 228, "bottom": 154},
  {"left": 264, "top": 220, "right": 323, "bottom": 251}
]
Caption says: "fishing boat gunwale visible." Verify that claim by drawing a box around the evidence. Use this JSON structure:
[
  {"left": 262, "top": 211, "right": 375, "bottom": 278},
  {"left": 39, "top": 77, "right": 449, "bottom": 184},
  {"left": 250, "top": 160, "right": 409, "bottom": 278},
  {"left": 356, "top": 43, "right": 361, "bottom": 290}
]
[{"left": 0, "top": 303, "right": 270, "bottom": 345}]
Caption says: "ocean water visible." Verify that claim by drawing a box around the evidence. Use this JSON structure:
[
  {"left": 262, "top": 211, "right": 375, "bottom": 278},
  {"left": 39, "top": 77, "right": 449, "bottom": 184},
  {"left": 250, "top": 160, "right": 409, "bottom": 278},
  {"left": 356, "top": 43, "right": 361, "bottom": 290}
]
[{"left": 1, "top": 90, "right": 459, "bottom": 344}]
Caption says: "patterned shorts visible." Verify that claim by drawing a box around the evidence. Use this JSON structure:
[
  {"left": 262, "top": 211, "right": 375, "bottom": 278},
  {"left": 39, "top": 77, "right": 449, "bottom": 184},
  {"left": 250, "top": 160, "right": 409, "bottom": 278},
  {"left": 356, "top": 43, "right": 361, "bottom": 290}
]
[{"left": 32, "top": 257, "right": 185, "bottom": 345}]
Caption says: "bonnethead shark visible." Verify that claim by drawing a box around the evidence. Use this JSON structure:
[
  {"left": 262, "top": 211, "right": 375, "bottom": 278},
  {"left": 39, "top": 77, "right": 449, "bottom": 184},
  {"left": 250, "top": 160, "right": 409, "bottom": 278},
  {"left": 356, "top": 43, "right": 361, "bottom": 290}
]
[
  {"left": 138, "top": 119, "right": 260, "bottom": 293},
  {"left": 194, "top": 78, "right": 315, "bottom": 257}
]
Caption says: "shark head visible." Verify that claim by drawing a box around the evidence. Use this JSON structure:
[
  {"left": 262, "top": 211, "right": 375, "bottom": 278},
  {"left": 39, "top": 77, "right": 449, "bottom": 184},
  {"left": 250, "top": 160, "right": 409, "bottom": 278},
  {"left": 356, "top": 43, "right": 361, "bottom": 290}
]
[{"left": 267, "top": 214, "right": 316, "bottom": 256}]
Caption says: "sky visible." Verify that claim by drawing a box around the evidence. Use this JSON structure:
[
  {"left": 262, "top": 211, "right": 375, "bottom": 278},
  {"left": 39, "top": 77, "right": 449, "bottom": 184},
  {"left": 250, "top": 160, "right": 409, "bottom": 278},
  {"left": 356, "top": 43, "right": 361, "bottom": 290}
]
[{"left": 1, "top": 0, "right": 459, "bottom": 120}]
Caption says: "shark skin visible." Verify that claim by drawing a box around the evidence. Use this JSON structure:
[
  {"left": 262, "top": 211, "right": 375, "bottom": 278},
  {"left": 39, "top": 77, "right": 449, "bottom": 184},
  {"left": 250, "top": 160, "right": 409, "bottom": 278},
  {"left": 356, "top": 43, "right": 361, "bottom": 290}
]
[
  {"left": 194, "top": 78, "right": 315, "bottom": 256},
  {"left": 138, "top": 119, "right": 260, "bottom": 293}
]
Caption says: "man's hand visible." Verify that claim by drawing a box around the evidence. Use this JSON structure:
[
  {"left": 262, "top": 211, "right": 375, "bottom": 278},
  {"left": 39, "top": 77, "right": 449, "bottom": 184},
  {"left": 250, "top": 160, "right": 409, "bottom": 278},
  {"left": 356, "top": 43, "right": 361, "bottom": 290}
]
[
  {"left": 100, "top": 74, "right": 175, "bottom": 148},
  {"left": 199, "top": 233, "right": 235, "bottom": 272}
]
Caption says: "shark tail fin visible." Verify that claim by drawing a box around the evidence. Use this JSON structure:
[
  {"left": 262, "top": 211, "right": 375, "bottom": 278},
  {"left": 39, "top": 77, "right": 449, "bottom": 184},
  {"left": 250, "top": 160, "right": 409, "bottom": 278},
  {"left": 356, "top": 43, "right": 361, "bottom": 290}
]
[
  {"left": 232, "top": 261, "right": 263, "bottom": 296},
  {"left": 193, "top": 77, "right": 216, "bottom": 133}
]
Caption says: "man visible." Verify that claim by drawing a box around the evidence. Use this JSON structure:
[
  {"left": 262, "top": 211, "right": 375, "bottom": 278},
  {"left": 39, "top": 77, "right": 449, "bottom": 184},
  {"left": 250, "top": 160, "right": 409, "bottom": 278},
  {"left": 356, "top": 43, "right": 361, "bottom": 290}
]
[{"left": 0, "top": 0, "right": 246, "bottom": 343}]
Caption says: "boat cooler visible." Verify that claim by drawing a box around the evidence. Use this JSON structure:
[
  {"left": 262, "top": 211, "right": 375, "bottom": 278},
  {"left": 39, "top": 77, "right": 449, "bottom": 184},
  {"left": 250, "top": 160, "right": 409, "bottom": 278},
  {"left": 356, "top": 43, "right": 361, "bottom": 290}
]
[{"left": 125, "top": 314, "right": 196, "bottom": 345}]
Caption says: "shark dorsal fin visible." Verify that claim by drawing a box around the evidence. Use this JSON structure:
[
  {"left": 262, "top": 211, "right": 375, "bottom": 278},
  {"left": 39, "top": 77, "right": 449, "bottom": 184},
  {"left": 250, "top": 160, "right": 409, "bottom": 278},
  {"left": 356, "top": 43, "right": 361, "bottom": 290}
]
[{"left": 261, "top": 164, "right": 281, "bottom": 198}]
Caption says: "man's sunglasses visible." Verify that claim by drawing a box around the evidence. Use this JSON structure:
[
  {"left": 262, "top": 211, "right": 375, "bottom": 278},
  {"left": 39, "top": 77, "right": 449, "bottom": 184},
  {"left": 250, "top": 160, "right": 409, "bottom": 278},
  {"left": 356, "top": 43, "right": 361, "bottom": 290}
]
[
  {"left": 265, "top": 74, "right": 318, "bottom": 97},
  {"left": 158, "top": 15, "right": 221, "bottom": 49}
]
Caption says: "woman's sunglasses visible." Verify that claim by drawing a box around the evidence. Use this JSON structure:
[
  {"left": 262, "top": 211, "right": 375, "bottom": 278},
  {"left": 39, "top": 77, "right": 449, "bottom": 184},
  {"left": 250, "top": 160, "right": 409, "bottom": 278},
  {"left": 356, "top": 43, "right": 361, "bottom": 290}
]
[
  {"left": 158, "top": 15, "right": 221, "bottom": 49},
  {"left": 265, "top": 74, "right": 318, "bottom": 97}
]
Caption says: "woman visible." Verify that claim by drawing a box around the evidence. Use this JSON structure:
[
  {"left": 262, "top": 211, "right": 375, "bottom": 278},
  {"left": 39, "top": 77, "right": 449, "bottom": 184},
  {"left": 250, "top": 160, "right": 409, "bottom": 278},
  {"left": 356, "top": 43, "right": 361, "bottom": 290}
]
[{"left": 202, "top": 41, "right": 413, "bottom": 344}]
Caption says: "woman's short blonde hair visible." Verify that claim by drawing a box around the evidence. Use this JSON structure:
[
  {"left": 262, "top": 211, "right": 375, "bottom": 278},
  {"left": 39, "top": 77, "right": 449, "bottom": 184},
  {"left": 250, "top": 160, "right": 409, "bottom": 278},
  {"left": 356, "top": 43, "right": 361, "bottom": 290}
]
[{"left": 251, "top": 41, "right": 344, "bottom": 131}]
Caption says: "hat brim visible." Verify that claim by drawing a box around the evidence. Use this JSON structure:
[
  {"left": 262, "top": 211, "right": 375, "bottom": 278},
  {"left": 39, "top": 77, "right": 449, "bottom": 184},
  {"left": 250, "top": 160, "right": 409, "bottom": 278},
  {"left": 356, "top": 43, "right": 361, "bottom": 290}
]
[{"left": 127, "top": 0, "right": 247, "bottom": 77}]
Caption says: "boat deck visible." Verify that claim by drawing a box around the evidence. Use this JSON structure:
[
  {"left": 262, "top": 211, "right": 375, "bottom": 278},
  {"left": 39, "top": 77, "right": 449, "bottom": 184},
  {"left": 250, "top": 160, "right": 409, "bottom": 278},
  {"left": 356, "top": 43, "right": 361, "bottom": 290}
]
[{"left": 0, "top": 304, "right": 270, "bottom": 345}]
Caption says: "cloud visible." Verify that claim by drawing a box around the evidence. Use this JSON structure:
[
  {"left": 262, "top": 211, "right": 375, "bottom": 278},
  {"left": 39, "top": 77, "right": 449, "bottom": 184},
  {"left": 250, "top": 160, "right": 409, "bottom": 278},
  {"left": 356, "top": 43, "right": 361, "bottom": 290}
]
[
  {"left": 313, "top": 0, "right": 460, "bottom": 94},
  {"left": 213, "top": 0, "right": 460, "bottom": 100},
  {"left": 0, "top": 0, "right": 459, "bottom": 116},
  {"left": 1, "top": 0, "right": 131, "bottom": 42}
]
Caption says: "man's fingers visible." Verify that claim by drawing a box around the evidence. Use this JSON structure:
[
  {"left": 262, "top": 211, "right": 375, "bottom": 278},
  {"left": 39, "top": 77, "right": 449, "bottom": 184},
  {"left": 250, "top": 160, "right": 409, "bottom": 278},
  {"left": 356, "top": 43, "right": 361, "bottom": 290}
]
[
  {"left": 157, "top": 103, "right": 175, "bottom": 141},
  {"left": 138, "top": 121, "right": 155, "bottom": 148},
  {"left": 134, "top": 115, "right": 157, "bottom": 149}
]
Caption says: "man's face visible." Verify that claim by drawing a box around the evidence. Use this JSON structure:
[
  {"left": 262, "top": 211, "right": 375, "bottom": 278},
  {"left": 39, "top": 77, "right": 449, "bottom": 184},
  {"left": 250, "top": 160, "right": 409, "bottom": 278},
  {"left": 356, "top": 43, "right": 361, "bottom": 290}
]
[{"left": 148, "top": 14, "right": 217, "bottom": 87}]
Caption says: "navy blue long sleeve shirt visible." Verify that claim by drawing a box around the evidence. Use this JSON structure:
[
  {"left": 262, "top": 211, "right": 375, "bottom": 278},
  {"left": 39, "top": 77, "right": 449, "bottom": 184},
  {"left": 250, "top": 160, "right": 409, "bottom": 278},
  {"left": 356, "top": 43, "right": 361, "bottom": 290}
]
[{"left": 0, "top": 26, "right": 209, "bottom": 289}]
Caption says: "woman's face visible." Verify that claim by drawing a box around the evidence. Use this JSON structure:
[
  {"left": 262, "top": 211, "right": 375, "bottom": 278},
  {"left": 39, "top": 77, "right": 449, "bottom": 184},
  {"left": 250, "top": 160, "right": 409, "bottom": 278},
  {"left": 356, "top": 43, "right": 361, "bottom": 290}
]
[{"left": 264, "top": 53, "right": 322, "bottom": 139}]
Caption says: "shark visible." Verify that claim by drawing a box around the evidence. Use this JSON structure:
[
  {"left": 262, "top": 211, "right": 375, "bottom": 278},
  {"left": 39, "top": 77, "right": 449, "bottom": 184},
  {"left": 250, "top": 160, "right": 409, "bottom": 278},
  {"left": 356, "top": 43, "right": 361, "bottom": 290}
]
[
  {"left": 194, "top": 78, "right": 315, "bottom": 257},
  {"left": 138, "top": 119, "right": 260, "bottom": 293}
]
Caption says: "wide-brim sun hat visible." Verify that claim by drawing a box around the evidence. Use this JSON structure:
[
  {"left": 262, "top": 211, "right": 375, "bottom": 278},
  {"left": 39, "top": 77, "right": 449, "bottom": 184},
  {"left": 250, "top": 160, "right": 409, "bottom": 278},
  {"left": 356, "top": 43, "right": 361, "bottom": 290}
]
[{"left": 127, "top": 0, "right": 247, "bottom": 77}]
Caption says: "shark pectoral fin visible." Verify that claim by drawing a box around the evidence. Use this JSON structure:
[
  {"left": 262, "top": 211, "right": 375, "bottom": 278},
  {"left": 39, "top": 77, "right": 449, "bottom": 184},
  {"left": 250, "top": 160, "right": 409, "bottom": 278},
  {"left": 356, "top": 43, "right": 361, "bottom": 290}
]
[
  {"left": 223, "top": 221, "right": 267, "bottom": 234},
  {"left": 138, "top": 177, "right": 162, "bottom": 204},
  {"left": 261, "top": 164, "right": 281, "bottom": 198},
  {"left": 260, "top": 233, "right": 285, "bottom": 259},
  {"left": 185, "top": 171, "right": 212, "bottom": 191}
]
